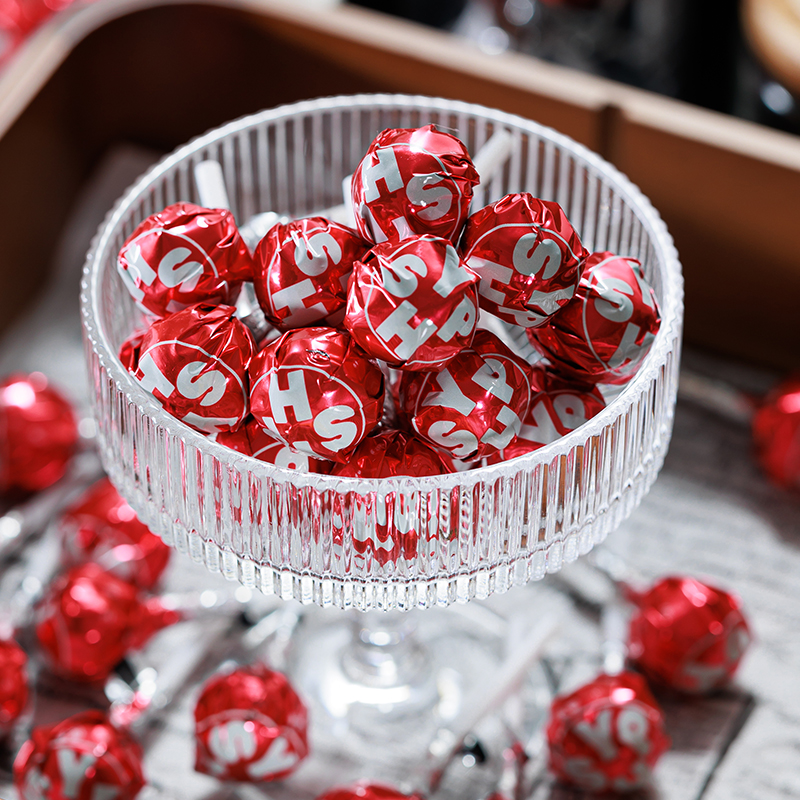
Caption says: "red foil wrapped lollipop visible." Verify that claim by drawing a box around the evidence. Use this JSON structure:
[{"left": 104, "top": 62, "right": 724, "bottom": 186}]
[
  {"left": 487, "top": 379, "right": 606, "bottom": 463},
  {"left": 0, "top": 637, "right": 28, "bottom": 732},
  {"left": 249, "top": 327, "right": 385, "bottom": 463},
  {"left": 399, "top": 330, "right": 533, "bottom": 461},
  {"left": 216, "top": 418, "right": 330, "bottom": 473},
  {"left": 13, "top": 710, "right": 145, "bottom": 800},
  {"left": 546, "top": 671, "right": 669, "bottom": 792},
  {"left": 317, "top": 783, "right": 423, "bottom": 800},
  {"left": 0, "top": 372, "right": 79, "bottom": 494},
  {"left": 627, "top": 576, "right": 752, "bottom": 694},
  {"left": 529, "top": 251, "right": 661, "bottom": 385},
  {"left": 752, "top": 374, "right": 800, "bottom": 490},
  {"left": 134, "top": 303, "right": 254, "bottom": 433},
  {"left": 345, "top": 235, "right": 480, "bottom": 371},
  {"left": 35, "top": 563, "right": 180, "bottom": 682},
  {"left": 351, "top": 125, "right": 479, "bottom": 245},
  {"left": 116, "top": 202, "right": 253, "bottom": 318},
  {"left": 58, "top": 477, "right": 171, "bottom": 591},
  {"left": 253, "top": 217, "right": 369, "bottom": 330},
  {"left": 330, "top": 430, "right": 454, "bottom": 563},
  {"left": 459, "top": 193, "right": 588, "bottom": 328},
  {"left": 194, "top": 663, "right": 309, "bottom": 782}
]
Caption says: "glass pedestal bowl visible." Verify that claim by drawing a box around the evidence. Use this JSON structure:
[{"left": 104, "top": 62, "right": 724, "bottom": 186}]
[{"left": 81, "top": 94, "right": 683, "bottom": 796}]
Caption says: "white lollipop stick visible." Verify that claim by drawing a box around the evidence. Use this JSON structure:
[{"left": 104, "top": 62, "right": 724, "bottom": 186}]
[
  {"left": 424, "top": 613, "right": 559, "bottom": 793},
  {"left": 194, "top": 160, "right": 231, "bottom": 210},
  {"left": 472, "top": 128, "right": 514, "bottom": 185}
]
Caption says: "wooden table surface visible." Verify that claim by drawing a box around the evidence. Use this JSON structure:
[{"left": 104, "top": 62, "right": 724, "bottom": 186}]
[{"left": 0, "top": 146, "right": 797, "bottom": 800}]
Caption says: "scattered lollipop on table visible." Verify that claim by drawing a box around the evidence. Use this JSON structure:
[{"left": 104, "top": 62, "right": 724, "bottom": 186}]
[
  {"left": 57, "top": 477, "right": 171, "bottom": 591},
  {"left": 751, "top": 373, "right": 800, "bottom": 491},
  {"left": 193, "top": 662, "right": 309, "bottom": 782},
  {"left": 545, "top": 670, "right": 670, "bottom": 793},
  {"left": 317, "top": 783, "right": 424, "bottom": 800},
  {"left": 0, "top": 373, "right": 79, "bottom": 495},
  {"left": 0, "top": 636, "right": 28, "bottom": 735},
  {"left": 626, "top": 575, "right": 752, "bottom": 694},
  {"left": 13, "top": 710, "right": 145, "bottom": 800},
  {"left": 34, "top": 563, "right": 180, "bottom": 683}
]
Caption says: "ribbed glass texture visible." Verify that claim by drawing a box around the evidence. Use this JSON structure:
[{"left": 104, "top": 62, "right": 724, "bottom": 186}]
[{"left": 81, "top": 95, "right": 683, "bottom": 611}]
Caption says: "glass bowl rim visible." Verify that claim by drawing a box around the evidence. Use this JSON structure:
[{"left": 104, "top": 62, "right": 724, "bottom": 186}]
[{"left": 80, "top": 92, "right": 684, "bottom": 493}]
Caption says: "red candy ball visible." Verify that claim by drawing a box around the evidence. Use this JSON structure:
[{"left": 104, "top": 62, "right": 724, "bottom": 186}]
[
  {"left": 249, "top": 327, "right": 385, "bottom": 463},
  {"left": 58, "top": 477, "right": 171, "bottom": 590},
  {"left": 0, "top": 372, "right": 78, "bottom": 494},
  {"left": 215, "top": 417, "right": 330, "bottom": 472},
  {"left": 194, "top": 663, "right": 309, "bottom": 782},
  {"left": 627, "top": 576, "right": 752, "bottom": 694},
  {"left": 330, "top": 430, "right": 454, "bottom": 563},
  {"left": 116, "top": 202, "right": 253, "bottom": 318},
  {"left": 399, "top": 329, "right": 533, "bottom": 461},
  {"left": 134, "top": 303, "right": 255, "bottom": 433},
  {"left": 486, "top": 380, "right": 605, "bottom": 462},
  {"left": 13, "top": 710, "right": 145, "bottom": 800},
  {"left": 529, "top": 252, "right": 661, "bottom": 385},
  {"left": 35, "top": 563, "right": 180, "bottom": 682},
  {"left": 0, "top": 637, "right": 28, "bottom": 731},
  {"left": 546, "top": 671, "right": 669, "bottom": 792},
  {"left": 459, "top": 193, "right": 588, "bottom": 328},
  {"left": 317, "top": 783, "right": 423, "bottom": 800},
  {"left": 253, "top": 217, "right": 369, "bottom": 330},
  {"left": 752, "top": 374, "right": 800, "bottom": 490},
  {"left": 351, "top": 125, "right": 479, "bottom": 245},
  {"left": 345, "top": 235, "right": 480, "bottom": 371},
  {"left": 118, "top": 330, "right": 145, "bottom": 373}
]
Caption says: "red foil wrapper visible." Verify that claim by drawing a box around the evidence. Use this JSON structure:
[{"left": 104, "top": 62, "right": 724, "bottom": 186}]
[
  {"left": 253, "top": 217, "right": 369, "bottom": 330},
  {"left": 330, "top": 430, "right": 454, "bottom": 563},
  {"left": 58, "top": 477, "right": 171, "bottom": 591},
  {"left": 194, "top": 663, "right": 309, "bottom": 782},
  {"left": 134, "top": 303, "right": 255, "bottom": 433},
  {"left": 459, "top": 193, "right": 588, "bottom": 328},
  {"left": 216, "top": 417, "right": 330, "bottom": 472},
  {"left": 0, "top": 637, "right": 28, "bottom": 731},
  {"left": 13, "top": 710, "right": 145, "bottom": 800},
  {"left": 399, "top": 330, "right": 533, "bottom": 461},
  {"left": 546, "top": 671, "right": 669, "bottom": 792},
  {"left": 627, "top": 576, "right": 752, "bottom": 694},
  {"left": 0, "top": 372, "right": 78, "bottom": 494},
  {"left": 116, "top": 202, "right": 253, "bottom": 318},
  {"left": 118, "top": 330, "right": 145, "bottom": 373},
  {"left": 35, "top": 563, "right": 180, "bottom": 682},
  {"left": 345, "top": 235, "right": 480, "bottom": 370},
  {"left": 317, "top": 783, "right": 423, "bottom": 800},
  {"left": 487, "top": 379, "right": 606, "bottom": 463},
  {"left": 351, "top": 125, "right": 479, "bottom": 245},
  {"left": 529, "top": 252, "right": 661, "bottom": 385},
  {"left": 752, "top": 374, "right": 800, "bottom": 490},
  {"left": 249, "top": 327, "right": 385, "bottom": 463}
]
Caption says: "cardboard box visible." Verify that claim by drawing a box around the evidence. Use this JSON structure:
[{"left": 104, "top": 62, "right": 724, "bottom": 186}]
[{"left": 1, "top": 0, "right": 798, "bottom": 367}]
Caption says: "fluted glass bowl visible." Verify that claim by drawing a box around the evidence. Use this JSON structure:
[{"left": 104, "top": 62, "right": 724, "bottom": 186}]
[{"left": 81, "top": 94, "right": 683, "bottom": 612}]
